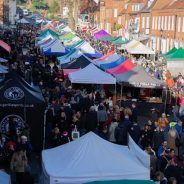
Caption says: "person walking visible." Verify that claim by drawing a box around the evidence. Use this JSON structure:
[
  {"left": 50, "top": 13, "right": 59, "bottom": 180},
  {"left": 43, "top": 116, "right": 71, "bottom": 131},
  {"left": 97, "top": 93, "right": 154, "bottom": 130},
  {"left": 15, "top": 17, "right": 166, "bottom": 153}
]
[{"left": 10, "top": 148, "right": 28, "bottom": 184}]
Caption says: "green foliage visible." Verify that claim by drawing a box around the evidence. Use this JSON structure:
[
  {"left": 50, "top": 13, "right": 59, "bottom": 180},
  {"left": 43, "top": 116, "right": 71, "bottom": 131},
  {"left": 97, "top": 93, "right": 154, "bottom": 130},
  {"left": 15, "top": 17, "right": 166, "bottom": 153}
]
[{"left": 114, "top": 23, "right": 122, "bottom": 31}]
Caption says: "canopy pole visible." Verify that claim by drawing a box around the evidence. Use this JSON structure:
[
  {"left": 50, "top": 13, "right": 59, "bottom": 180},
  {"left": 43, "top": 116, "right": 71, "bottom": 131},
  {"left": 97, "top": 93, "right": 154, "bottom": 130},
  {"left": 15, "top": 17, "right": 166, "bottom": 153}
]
[
  {"left": 43, "top": 108, "right": 48, "bottom": 150},
  {"left": 115, "top": 84, "right": 117, "bottom": 103},
  {"left": 164, "top": 89, "right": 168, "bottom": 113},
  {"left": 120, "top": 83, "right": 123, "bottom": 100}
]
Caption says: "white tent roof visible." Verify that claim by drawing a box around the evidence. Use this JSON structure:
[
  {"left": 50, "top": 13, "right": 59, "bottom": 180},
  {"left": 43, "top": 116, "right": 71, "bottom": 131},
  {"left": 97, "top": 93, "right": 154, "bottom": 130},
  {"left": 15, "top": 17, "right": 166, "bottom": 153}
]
[
  {"left": 69, "top": 63, "right": 116, "bottom": 84},
  {"left": 125, "top": 40, "right": 155, "bottom": 55},
  {"left": 42, "top": 132, "right": 150, "bottom": 184},
  {"left": 37, "top": 35, "right": 54, "bottom": 45},
  {"left": 0, "top": 171, "right": 11, "bottom": 184},
  {"left": 43, "top": 39, "right": 66, "bottom": 53},
  {"left": 76, "top": 41, "right": 96, "bottom": 54}
]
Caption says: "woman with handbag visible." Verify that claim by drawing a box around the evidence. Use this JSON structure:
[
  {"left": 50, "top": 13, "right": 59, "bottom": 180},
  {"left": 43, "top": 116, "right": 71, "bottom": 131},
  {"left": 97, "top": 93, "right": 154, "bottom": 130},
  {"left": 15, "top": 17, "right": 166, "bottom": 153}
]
[{"left": 10, "top": 148, "right": 28, "bottom": 184}]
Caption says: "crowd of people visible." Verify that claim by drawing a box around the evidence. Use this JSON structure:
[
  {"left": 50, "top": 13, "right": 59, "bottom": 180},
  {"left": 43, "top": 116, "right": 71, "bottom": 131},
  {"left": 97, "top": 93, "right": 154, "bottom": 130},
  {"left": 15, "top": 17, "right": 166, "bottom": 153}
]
[{"left": 0, "top": 22, "right": 184, "bottom": 184}]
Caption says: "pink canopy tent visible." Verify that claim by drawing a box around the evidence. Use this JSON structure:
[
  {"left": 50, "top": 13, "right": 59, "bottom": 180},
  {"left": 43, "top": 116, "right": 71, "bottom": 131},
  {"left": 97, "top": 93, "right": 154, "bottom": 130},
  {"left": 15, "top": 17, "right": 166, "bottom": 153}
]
[
  {"left": 94, "top": 29, "right": 111, "bottom": 39},
  {"left": 106, "top": 59, "right": 136, "bottom": 74},
  {"left": 93, "top": 51, "right": 115, "bottom": 62}
]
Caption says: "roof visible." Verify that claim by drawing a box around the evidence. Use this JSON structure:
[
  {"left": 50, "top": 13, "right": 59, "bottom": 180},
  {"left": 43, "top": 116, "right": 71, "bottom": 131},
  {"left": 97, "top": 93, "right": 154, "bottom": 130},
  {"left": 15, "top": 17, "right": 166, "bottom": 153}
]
[
  {"left": 42, "top": 132, "right": 149, "bottom": 183},
  {"left": 151, "top": 0, "right": 171, "bottom": 10},
  {"left": 163, "top": 0, "right": 184, "bottom": 10}
]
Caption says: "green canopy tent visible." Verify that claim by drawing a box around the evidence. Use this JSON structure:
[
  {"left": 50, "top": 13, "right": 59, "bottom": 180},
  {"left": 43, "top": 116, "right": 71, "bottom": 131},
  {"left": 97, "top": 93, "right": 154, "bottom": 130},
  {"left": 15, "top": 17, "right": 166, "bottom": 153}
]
[
  {"left": 165, "top": 48, "right": 184, "bottom": 60},
  {"left": 100, "top": 36, "right": 117, "bottom": 41},
  {"left": 39, "top": 29, "right": 59, "bottom": 39},
  {"left": 161, "top": 47, "right": 178, "bottom": 57},
  {"left": 60, "top": 32, "right": 76, "bottom": 42},
  {"left": 87, "top": 180, "right": 155, "bottom": 184},
  {"left": 112, "top": 37, "right": 129, "bottom": 45}
]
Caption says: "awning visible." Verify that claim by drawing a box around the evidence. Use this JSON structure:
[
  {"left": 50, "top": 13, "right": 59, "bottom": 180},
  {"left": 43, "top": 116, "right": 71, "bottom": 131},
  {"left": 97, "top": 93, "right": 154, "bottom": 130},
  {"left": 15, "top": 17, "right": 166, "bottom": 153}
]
[
  {"left": 165, "top": 48, "right": 184, "bottom": 60},
  {"left": 94, "top": 29, "right": 111, "bottom": 39}
]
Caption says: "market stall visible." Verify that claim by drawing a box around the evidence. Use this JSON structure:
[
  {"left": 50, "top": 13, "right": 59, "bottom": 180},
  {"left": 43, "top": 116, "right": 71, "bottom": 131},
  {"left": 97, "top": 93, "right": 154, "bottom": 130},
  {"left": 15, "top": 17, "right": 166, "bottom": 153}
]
[{"left": 42, "top": 132, "right": 150, "bottom": 184}]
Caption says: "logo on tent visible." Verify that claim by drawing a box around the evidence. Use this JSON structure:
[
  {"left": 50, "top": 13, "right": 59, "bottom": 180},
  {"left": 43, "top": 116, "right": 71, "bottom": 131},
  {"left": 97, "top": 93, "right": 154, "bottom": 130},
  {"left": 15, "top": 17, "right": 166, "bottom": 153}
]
[
  {"left": 4, "top": 87, "right": 24, "bottom": 100},
  {"left": 0, "top": 114, "right": 25, "bottom": 134}
]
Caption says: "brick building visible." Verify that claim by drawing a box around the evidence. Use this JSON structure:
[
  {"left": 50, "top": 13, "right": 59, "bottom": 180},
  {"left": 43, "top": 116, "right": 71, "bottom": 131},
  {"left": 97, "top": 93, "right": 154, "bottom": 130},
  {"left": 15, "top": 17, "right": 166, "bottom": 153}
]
[
  {"left": 0, "top": 0, "right": 3, "bottom": 24},
  {"left": 80, "top": 0, "right": 184, "bottom": 53}
]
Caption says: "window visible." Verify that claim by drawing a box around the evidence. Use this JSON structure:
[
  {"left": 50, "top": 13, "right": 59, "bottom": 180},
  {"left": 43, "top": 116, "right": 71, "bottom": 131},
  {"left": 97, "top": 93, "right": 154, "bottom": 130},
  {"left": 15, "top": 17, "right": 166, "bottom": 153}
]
[
  {"left": 182, "top": 17, "right": 184, "bottom": 32},
  {"left": 168, "top": 16, "right": 171, "bottom": 31},
  {"left": 164, "top": 16, "right": 167, "bottom": 30},
  {"left": 114, "top": 9, "right": 118, "bottom": 18},
  {"left": 161, "top": 16, "right": 164, "bottom": 29},
  {"left": 142, "top": 17, "right": 145, "bottom": 28},
  {"left": 172, "top": 16, "right": 175, "bottom": 31},
  {"left": 158, "top": 16, "right": 161, "bottom": 30},
  {"left": 152, "top": 17, "right": 155, "bottom": 29},
  {"left": 146, "top": 17, "right": 149, "bottom": 28},
  {"left": 178, "top": 16, "right": 181, "bottom": 32},
  {"left": 155, "top": 16, "right": 158, "bottom": 30}
]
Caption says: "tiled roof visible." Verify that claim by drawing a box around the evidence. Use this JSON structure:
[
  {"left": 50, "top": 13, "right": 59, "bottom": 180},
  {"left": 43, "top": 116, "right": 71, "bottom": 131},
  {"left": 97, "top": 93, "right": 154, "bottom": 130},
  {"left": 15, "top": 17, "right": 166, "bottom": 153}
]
[
  {"left": 163, "top": 0, "right": 184, "bottom": 9},
  {"left": 151, "top": 0, "right": 171, "bottom": 10}
]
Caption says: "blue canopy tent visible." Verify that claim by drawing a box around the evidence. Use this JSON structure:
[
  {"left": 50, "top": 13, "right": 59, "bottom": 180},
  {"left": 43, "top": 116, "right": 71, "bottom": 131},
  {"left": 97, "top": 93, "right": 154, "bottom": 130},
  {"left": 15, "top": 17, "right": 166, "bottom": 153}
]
[
  {"left": 99, "top": 57, "right": 127, "bottom": 70},
  {"left": 43, "top": 39, "right": 68, "bottom": 56}
]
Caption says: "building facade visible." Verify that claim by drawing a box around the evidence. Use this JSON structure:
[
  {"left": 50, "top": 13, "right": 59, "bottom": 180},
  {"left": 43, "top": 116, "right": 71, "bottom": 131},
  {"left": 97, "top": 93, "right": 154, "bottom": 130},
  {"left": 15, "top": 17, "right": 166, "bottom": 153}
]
[
  {"left": 82, "top": 0, "right": 184, "bottom": 54},
  {"left": 4, "top": 0, "right": 16, "bottom": 24}
]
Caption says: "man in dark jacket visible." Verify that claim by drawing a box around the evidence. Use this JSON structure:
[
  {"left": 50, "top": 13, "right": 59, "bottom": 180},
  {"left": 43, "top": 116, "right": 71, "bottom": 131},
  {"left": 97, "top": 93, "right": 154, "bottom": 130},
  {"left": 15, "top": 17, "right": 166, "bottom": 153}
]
[
  {"left": 129, "top": 120, "right": 141, "bottom": 144},
  {"left": 115, "top": 115, "right": 133, "bottom": 145},
  {"left": 85, "top": 106, "right": 98, "bottom": 132},
  {"left": 130, "top": 103, "right": 138, "bottom": 122}
]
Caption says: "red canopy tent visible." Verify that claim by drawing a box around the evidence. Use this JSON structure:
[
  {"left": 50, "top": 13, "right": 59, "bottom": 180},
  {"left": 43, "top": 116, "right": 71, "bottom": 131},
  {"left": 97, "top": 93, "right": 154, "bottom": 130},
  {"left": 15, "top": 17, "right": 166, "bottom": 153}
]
[
  {"left": 106, "top": 59, "right": 135, "bottom": 74},
  {"left": 93, "top": 51, "right": 115, "bottom": 62}
]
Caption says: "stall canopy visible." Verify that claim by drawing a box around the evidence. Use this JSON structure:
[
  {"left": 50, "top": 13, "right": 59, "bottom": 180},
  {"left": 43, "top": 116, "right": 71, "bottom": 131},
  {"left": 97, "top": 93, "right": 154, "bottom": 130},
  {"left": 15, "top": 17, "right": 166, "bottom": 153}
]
[
  {"left": 61, "top": 55, "right": 91, "bottom": 69},
  {"left": 112, "top": 37, "right": 129, "bottom": 45},
  {"left": 77, "top": 42, "right": 103, "bottom": 58},
  {"left": 161, "top": 47, "right": 177, "bottom": 57},
  {"left": 58, "top": 49, "right": 83, "bottom": 64},
  {"left": 43, "top": 40, "right": 67, "bottom": 56},
  {"left": 99, "top": 57, "right": 127, "bottom": 70},
  {"left": 94, "top": 53, "right": 121, "bottom": 64},
  {"left": 0, "top": 171, "right": 10, "bottom": 184},
  {"left": 37, "top": 36, "right": 53, "bottom": 46},
  {"left": 165, "top": 48, "right": 184, "bottom": 60},
  {"left": 0, "top": 57, "right": 8, "bottom": 62},
  {"left": 0, "top": 40, "right": 11, "bottom": 53},
  {"left": 39, "top": 39, "right": 56, "bottom": 49},
  {"left": 106, "top": 59, "right": 136, "bottom": 74},
  {"left": 40, "top": 30, "right": 59, "bottom": 40},
  {"left": 99, "top": 36, "right": 117, "bottom": 41},
  {"left": 93, "top": 51, "right": 115, "bottom": 62},
  {"left": 60, "top": 32, "right": 76, "bottom": 42},
  {"left": 114, "top": 65, "right": 165, "bottom": 88},
  {"left": 0, "top": 72, "right": 46, "bottom": 151},
  {"left": 69, "top": 64, "right": 116, "bottom": 84},
  {"left": 126, "top": 40, "right": 155, "bottom": 55},
  {"left": 42, "top": 132, "right": 149, "bottom": 184},
  {"left": 87, "top": 180, "right": 154, "bottom": 184},
  {"left": 94, "top": 29, "right": 111, "bottom": 39}
]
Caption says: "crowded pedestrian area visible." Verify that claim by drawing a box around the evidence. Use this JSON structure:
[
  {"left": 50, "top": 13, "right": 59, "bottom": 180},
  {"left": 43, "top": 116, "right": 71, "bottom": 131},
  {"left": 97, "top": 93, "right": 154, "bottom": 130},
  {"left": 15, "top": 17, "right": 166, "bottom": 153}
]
[{"left": 0, "top": 15, "right": 184, "bottom": 184}]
